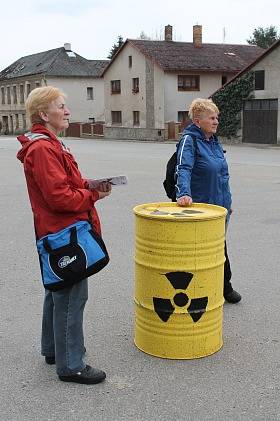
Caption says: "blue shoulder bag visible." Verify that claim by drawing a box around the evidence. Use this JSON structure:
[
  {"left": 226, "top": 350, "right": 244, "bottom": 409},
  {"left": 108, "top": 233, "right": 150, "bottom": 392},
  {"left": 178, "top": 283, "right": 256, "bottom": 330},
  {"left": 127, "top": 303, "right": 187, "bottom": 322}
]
[{"left": 36, "top": 220, "right": 109, "bottom": 291}]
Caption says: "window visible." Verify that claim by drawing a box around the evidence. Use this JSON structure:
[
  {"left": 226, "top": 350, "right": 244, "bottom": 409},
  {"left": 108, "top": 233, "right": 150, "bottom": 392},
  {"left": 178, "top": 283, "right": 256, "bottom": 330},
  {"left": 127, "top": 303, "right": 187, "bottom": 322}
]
[
  {"left": 1, "top": 87, "right": 5, "bottom": 105},
  {"left": 244, "top": 99, "right": 278, "bottom": 111},
  {"left": 15, "top": 114, "right": 19, "bottom": 129},
  {"left": 222, "top": 75, "right": 228, "bottom": 86},
  {"left": 35, "top": 82, "right": 41, "bottom": 88},
  {"left": 111, "top": 111, "right": 122, "bottom": 125},
  {"left": 26, "top": 83, "right": 31, "bottom": 97},
  {"left": 20, "top": 85, "right": 24, "bottom": 103},
  {"left": 13, "top": 86, "right": 17, "bottom": 104},
  {"left": 111, "top": 80, "right": 121, "bottom": 94},
  {"left": 178, "top": 111, "right": 188, "bottom": 122},
  {"left": 22, "top": 114, "right": 26, "bottom": 129},
  {"left": 10, "top": 115, "right": 14, "bottom": 132},
  {"left": 7, "top": 87, "right": 11, "bottom": 104},
  {"left": 128, "top": 55, "right": 132, "bottom": 68},
  {"left": 133, "top": 111, "right": 140, "bottom": 126},
  {"left": 66, "top": 51, "right": 76, "bottom": 58},
  {"left": 178, "top": 75, "right": 200, "bottom": 91},
  {"left": 132, "top": 78, "right": 139, "bottom": 93},
  {"left": 254, "top": 70, "right": 265, "bottom": 90},
  {"left": 87, "top": 87, "right": 94, "bottom": 100}
]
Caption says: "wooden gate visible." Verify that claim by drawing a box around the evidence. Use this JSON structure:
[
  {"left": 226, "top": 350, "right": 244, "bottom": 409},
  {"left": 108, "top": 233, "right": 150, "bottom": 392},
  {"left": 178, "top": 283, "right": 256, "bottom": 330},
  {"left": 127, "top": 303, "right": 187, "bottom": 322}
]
[{"left": 243, "top": 99, "right": 278, "bottom": 144}]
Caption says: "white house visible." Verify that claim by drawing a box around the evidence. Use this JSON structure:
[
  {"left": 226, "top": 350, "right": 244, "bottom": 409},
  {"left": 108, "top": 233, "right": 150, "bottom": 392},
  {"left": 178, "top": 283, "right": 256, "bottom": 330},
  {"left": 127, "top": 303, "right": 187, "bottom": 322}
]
[
  {"left": 213, "top": 39, "right": 280, "bottom": 144},
  {"left": 102, "top": 25, "right": 263, "bottom": 141},
  {"left": 0, "top": 44, "right": 108, "bottom": 134}
]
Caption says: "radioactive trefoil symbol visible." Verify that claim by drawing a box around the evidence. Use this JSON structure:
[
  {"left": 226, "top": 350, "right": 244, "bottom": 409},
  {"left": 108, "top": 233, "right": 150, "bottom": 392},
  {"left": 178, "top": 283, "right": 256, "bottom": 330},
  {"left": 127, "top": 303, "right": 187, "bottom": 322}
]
[{"left": 153, "top": 271, "right": 208, "bottom": 323}]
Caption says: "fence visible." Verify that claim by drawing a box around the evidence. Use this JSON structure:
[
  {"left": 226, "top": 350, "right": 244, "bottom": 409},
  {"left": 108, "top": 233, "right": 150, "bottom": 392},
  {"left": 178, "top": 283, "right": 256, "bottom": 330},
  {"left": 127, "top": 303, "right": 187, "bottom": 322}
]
[{"left": 66, "top": 122, "right": 104, "bottom": 138}]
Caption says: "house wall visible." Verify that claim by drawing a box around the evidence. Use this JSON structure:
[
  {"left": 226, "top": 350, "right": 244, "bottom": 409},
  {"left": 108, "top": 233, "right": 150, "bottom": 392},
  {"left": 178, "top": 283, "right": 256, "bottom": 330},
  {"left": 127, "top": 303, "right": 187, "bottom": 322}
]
[
  {"left": 0, "top": 76, "right": 45, "bottom": 134},
  {"left": 250, "top": 47, "right": 280, "bottom": 143},
  {"left": 47, "top": 77, "right": 105, "bottom": 123},
  {"left": 0, "top": 75, "right": 105, "bottom": 134},
  {"left": 104, "top": 44, "right": 146, "bottom": 128},
  {"left": 103, "top": 44, "right": 238, "bottom": 140},
  {"left": 104, "top": 44, "right": 165, "bottom": 141},
  {"left": 164, "top": 72, "right": 236, "bottom": 122},
  {"left": 154, "top": 63, "right": 165, "bottom": 130}
]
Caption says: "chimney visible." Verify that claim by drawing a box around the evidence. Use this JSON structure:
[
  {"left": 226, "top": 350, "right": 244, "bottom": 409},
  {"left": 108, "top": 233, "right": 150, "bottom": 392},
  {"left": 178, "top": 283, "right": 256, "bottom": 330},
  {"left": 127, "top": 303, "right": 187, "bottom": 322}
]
[
  {"left": 165, "top": 25, "right": 173, "bottom": 41},
  {"left": 193, "top": 25, "right": 202, "bottom": 48},
  {"left": 64, "top": 43, "right": 71, "bottom": 51}
]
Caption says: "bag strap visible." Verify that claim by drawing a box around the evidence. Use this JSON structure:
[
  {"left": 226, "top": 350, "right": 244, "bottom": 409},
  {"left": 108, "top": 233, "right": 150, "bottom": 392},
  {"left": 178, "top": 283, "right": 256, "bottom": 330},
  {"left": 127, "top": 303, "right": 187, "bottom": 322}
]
[
  {"left": 43, "top": 226, "right": 78, "bottom": 254},
  {"left": 24, "top": 132, "right": 50, "bottom": 141}
]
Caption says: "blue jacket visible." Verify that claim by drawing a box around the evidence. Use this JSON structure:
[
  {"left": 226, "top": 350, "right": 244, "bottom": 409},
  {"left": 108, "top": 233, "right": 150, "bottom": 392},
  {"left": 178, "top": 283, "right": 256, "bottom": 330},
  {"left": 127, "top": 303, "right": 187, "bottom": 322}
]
[{"left": 175, "top": 123, "right": 232, "bottom": 213}]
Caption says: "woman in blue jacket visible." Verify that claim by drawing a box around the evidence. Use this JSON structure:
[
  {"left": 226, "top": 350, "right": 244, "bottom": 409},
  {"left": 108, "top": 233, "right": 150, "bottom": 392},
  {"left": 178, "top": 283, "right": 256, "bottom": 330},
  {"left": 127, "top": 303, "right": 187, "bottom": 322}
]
[{"left": 176, "top": 98, "right": 241, "bottom": 303}]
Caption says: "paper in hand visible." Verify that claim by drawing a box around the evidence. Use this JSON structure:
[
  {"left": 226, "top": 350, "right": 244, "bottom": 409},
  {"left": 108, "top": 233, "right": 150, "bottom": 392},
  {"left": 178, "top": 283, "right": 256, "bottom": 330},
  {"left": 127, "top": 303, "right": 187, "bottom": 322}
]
[{"left": 88, "top": 175, "right": 128, "bottom": 189}]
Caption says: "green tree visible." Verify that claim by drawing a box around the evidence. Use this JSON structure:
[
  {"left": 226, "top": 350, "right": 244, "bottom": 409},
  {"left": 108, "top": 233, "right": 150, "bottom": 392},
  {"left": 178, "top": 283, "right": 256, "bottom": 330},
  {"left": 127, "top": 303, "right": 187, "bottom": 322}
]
[
  {"left": 247, "top": 26, "right": 279, "bottom": 49},
  {"left": 107, "top": 35, "right": 124, "bottom": 60}
]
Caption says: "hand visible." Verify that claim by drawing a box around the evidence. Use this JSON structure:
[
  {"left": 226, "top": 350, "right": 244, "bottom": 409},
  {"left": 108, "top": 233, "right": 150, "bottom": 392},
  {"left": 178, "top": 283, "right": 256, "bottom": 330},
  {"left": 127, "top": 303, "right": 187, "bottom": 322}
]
[
  {"left": 177, "top": 195, "right": 193, "bottom": 206},
  {"left": 96, "top": 182, "right": 112, "bottom": 199},
  {"left": 97, "top": 181, "right": 112, "bottom": 192}
]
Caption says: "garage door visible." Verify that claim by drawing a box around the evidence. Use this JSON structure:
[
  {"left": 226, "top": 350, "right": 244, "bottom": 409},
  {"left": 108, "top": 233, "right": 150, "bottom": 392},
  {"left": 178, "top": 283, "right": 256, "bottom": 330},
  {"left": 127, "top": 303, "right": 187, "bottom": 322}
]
[{"left": 243, "top": 99, "right": 278, "bottom": 144}]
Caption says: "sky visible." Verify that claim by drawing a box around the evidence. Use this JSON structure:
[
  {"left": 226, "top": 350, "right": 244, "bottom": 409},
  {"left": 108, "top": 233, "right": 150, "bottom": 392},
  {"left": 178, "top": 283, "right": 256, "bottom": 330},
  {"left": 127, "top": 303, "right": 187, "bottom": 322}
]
[{"left": 1, "top": 0, "right": 280, "bottom": 70}]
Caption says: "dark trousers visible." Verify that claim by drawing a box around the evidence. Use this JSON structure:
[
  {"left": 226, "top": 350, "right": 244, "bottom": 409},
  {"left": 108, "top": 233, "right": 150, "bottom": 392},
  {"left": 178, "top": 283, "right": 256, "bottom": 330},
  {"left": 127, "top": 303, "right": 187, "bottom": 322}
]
[{"left": 224, "top": 242, "right": 233, "bottom": 295}]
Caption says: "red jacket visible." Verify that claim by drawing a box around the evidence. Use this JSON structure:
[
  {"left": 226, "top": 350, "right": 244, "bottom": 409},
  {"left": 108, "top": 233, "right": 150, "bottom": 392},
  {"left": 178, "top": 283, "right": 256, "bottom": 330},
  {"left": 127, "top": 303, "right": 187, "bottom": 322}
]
[{"left": 17, "top": 124, "right": 101, "bottom": 238}]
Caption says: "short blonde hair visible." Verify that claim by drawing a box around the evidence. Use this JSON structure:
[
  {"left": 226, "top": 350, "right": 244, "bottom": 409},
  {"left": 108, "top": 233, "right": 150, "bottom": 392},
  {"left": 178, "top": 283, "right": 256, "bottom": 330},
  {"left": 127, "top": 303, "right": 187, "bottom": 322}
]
[
  {"left": 188, "top": 98, "right": 219, "bottom": 120},
  {"left": 25, "top": 86, "right": 66, "bottom": 125}
]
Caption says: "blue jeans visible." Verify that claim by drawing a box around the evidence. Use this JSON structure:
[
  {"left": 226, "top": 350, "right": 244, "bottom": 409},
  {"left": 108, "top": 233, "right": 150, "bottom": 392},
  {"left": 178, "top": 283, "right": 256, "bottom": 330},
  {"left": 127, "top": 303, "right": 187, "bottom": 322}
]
[{"left": 41, "top": 279, "right": 88, "bottom": 376}]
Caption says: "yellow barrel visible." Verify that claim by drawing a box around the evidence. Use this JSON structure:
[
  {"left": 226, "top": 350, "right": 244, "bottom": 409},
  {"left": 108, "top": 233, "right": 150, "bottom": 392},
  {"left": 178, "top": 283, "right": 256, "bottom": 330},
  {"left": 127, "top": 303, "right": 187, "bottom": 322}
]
[{"left": 133, "top": 202, "right": 227, "bottom": 359}]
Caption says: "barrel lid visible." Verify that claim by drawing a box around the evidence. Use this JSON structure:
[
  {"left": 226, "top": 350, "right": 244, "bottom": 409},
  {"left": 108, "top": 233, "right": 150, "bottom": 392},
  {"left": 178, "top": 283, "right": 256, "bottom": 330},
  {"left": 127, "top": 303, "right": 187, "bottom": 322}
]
[{"left": 133, "top": 202, "right": 227, "bottom": 221}]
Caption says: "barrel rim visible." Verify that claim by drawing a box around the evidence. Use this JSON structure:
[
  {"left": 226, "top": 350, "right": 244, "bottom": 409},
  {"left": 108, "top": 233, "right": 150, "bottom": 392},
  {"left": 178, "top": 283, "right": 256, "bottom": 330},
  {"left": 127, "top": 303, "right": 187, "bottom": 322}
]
[{"left": 133, "top": 202, "right": 227, "bottom": 221}]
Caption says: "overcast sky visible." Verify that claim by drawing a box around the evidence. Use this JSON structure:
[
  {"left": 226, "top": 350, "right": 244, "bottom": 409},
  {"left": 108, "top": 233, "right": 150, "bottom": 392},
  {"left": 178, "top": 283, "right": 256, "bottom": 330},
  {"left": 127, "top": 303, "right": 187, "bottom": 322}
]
[{"left": 1, "top": 0, "right": 279, "bottom": 70}]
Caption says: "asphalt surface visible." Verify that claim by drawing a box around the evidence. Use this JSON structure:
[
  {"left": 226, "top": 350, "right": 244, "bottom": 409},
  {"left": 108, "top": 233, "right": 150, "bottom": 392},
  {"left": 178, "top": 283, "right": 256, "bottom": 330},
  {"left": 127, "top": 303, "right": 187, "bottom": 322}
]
[{"left": 0, "top": 136, "right": 279, "bottom": 421}]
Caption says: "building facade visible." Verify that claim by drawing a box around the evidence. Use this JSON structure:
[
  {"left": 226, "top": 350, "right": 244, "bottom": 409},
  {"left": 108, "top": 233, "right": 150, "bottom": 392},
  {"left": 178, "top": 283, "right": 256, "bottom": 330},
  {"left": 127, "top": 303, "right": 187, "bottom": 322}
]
[
  {"left": 103, "top": 25, "right": 263, "bottom": 141},
  {"left": 213, "top": 39, "right": 280, "bottom": 144},
  {"left": 0, "top": 44, "right": 108, "bottom": 134}
]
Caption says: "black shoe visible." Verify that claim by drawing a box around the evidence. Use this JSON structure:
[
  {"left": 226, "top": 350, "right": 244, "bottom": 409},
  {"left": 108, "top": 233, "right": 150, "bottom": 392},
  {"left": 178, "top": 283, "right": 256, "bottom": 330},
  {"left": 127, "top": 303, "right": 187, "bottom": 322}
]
[
  {"left": 59, "top": 365, "right": 106, "bottom": 384},
  {"left": 224, "top": 290, "right": 242, "bottom": 303},
  {"left": 45, "top": 356, "right": 56, "bottom": 365}
]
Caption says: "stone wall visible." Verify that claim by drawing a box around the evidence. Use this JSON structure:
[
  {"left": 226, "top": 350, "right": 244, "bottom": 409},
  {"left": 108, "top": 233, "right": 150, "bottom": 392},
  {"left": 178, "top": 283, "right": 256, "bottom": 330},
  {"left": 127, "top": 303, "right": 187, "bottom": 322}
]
[{"left": 104, "top": 126, "right": 165, "bottom": 141}]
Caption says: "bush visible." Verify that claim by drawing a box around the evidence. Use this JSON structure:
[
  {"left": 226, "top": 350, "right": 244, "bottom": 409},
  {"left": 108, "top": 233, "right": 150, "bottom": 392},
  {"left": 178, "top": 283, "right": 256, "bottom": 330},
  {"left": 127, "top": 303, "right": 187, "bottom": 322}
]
[{"left": 212, "top": 72, "right": 254, "bottom": 138}]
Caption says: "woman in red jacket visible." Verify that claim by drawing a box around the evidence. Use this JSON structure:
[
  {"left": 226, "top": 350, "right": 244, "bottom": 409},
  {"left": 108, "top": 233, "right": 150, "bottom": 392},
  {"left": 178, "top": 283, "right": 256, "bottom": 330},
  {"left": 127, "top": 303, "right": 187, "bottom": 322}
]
[{"left": 17, "top": 86, "right": 111, "bottom": 384}]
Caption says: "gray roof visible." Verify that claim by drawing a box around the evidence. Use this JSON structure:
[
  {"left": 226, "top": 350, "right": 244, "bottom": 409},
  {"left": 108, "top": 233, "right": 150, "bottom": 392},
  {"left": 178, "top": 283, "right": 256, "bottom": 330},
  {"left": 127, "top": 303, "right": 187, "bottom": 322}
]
[
  {"left": 0, "top": 47, "right": 109, "bottom": 80},
  {"left": 103, "top": 39, "right": 264, "bottom": 74}
]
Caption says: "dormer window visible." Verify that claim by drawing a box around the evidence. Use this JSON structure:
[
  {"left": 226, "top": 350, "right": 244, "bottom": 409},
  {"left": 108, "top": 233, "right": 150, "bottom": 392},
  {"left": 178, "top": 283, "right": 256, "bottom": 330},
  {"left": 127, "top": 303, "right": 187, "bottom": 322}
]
[{"left": 67, "top": 51, "right": 76, "bottom": 58}]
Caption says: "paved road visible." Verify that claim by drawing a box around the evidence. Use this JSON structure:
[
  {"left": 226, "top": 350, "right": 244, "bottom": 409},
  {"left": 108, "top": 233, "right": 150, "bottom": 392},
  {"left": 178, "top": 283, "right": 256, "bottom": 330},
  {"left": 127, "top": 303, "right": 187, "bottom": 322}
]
[{"left": 0, "top": 136, "right": 279, "bottom": 421}]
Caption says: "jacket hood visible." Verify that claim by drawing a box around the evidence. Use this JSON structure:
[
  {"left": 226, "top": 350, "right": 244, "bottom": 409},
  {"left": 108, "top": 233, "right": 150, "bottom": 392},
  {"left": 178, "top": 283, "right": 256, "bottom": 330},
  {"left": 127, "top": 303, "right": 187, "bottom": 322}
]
[
  {"left": 182, "top": 123, "right": 218, "bottom": 142},
  {"left": 17, "top": 124, "right": 58, "bottom": 163}
]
